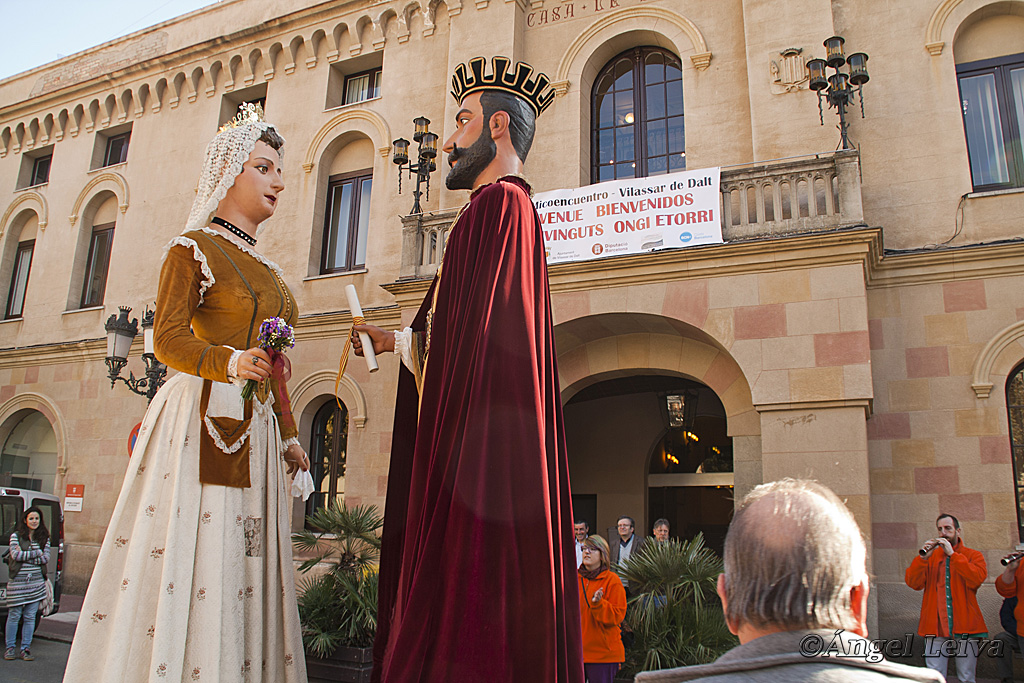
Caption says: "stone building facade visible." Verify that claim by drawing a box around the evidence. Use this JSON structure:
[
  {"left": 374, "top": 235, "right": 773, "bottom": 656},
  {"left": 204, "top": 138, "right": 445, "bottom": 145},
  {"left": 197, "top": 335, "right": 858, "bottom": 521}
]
[{"left": 1, "top": 0, "right": 1024, "bottom": 646}]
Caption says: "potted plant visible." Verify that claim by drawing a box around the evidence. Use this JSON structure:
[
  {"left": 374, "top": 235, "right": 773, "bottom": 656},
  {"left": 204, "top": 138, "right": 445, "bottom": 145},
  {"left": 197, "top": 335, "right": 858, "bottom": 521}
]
[
  {"left": 615, "top": 533, "right": 736, "bottom": 680},
  {"left": 293, "top": 502, "right": 383, "bottom": 683}
]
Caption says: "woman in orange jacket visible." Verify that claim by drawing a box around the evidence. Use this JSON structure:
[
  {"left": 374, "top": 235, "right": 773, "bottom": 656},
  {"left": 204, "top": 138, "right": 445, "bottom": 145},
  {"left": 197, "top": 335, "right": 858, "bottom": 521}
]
[{"left": 578, "top": 535, "right": 627, "bottom": 683}]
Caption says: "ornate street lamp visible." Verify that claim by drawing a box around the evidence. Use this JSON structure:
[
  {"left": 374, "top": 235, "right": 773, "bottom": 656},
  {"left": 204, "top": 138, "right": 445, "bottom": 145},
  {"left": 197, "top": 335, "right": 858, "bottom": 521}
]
[
  {"left": 393, "top": 116, "right": 439, "bottom": 214},
  {"left": 104, "top": 306, "right": 168, "bottom": 403},
  {"left": 807, "top": 36, "right": 870, "bottom": 150}
]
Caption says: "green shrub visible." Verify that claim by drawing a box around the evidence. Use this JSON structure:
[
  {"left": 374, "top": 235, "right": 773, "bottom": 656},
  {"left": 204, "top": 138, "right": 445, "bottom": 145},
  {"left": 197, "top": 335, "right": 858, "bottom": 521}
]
[
  {"left": 616, "top": 534, "right": 737, "bottom": 676},
  {"left": 292, "top": 502, "right": 383, "bottom": 656}
]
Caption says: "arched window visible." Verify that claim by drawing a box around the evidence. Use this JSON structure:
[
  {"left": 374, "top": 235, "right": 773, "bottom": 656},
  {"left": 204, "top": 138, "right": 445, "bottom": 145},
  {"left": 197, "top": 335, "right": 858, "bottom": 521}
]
[
  {"left": 592, "top": 47, "right": 684, "bottom": 183},
  {"left": 315, "top": 136, "right": 375, "bottom": 275},
  {"left": 1008, "top": 361, "right": 1024, "bottom": 540},
  {"left": 953, "top": 12, "right": 1024, "bottom": 191},
  {"left": 306, "top": 400, "right": 348, "bottom": 525}
]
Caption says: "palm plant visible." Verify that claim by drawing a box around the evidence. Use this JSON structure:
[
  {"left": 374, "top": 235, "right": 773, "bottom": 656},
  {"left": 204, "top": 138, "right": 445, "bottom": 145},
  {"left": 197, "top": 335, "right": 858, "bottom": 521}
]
[
  {"left": 293, "top": 502, "right": 383, "bottom": 656},
  {"left": 616, "top": 533, "right": 737, "bottom": 676}
]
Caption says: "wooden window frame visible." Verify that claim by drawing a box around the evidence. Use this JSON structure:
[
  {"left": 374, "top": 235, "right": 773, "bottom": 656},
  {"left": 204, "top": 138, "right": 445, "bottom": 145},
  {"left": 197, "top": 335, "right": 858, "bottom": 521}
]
[
  {"left": 343, "top": 68, "right": 382, "bottom": 105},
  {"left": 320, "top": 170, "right": 373, "bottom": 274},
  {"left": 5, "top": 240, "right": 34, "bottom": 319},
  {"left": 591, "top": 46, "right": 685, "bottom": 184},
  {"left": 80, "top": 223, "right": 115, "bottom": 309},
  {"left": 102, "top": 132, "right": 131, "bottom": 168},
  {"left": 956, "top": 52, "right": 1024, "bottom": 192},
  {"left": 29, "top": 154, "right": 51, "bottom": 186}
]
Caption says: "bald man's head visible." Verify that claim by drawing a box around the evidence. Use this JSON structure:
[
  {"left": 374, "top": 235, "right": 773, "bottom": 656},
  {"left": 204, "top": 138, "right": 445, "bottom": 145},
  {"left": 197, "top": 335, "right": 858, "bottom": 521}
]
[{"left": 721, "top": 479, "right": 867, "bottom": 633}]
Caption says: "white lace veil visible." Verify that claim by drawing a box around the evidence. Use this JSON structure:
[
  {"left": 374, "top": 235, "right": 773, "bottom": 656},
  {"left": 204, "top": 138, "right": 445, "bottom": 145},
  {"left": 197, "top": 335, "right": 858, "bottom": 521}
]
[{"left": 185, "top": 110, "right": 285, "bottom": 237}]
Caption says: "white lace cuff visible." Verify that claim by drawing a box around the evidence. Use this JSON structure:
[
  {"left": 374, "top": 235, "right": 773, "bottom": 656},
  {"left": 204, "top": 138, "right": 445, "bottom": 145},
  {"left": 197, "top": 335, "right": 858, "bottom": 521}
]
[
  {"left": 282, "top": 436, "right": 300, "bottom": 449},
  {"left": 226, "top": 347, "right": 243, "bottom": 381},
  {"left": 394, "top": 327, "right": 414, "bottom": 371}
]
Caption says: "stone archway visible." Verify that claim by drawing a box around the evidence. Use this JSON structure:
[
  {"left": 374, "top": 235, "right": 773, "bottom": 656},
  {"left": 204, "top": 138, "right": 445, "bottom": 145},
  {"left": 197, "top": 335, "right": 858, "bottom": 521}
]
[{"left": 555, "top": 312, "right": 760, "bottom": 544}]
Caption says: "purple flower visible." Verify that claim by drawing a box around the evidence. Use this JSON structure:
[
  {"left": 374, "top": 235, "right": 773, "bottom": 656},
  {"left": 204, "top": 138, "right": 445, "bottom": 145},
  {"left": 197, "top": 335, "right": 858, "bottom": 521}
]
[{"left": 242, "top": 317, "right": 295, "bottom": 400}]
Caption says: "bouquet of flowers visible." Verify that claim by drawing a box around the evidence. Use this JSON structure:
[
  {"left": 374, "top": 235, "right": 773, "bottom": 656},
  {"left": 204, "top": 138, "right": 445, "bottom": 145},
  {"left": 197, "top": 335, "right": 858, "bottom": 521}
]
[{"left": 241, "top": 317, "right": 296, "bottom": 401}]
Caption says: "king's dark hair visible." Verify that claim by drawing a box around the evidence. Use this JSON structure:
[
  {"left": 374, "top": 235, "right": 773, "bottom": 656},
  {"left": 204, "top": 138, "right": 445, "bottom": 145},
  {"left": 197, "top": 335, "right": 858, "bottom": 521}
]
[
  {"left": 259, "top": 126, "right": 285, "bottom": 152},
  {"left": 480, "top": 90, "right": 536, "bottom": 162}
]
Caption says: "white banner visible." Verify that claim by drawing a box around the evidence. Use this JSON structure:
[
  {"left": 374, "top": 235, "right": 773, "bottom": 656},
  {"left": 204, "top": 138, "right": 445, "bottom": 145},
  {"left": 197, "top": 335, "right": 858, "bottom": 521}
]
[{"left": 533, "top": 167, "right": 722, "bottom": 264}]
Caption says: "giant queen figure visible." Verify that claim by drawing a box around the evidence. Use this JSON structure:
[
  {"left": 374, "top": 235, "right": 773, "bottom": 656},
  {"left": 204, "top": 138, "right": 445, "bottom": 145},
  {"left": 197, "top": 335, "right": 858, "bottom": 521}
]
[{"left": 352, "top": 56, "right": 585, "bottom": 682}]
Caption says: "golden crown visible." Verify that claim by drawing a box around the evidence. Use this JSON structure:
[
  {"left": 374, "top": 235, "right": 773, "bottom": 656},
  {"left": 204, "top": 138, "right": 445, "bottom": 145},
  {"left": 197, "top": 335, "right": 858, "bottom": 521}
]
[
  {"left": 450, "top": 56, "right": 555, "bottom": 116},
  {"left": 218, "top": 101, "right": 265, "bottom": 132}
]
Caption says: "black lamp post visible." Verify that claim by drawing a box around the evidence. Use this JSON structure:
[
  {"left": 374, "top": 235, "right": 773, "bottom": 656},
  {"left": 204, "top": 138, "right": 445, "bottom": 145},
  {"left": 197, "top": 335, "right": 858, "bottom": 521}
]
[
  {"left": 104, "top": 306, "right": 168, "bottom": 403},
  {"left": 807, "top": 36, "right": 870, "bottom": 150},
  {"left": 392, "top": 116, "right": 439, "bottom": 214}
]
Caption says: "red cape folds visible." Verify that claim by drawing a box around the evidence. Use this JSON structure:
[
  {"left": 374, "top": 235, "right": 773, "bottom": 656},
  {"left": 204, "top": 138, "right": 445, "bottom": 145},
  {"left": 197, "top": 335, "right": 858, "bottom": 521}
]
[{"left": 373, "top": 177, "right": 584, "bottom": 682}]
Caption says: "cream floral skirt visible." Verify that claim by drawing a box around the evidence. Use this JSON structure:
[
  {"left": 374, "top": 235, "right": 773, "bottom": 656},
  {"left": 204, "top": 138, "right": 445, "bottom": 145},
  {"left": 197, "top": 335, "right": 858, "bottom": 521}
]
[{"left": 63, "top": 373, "right": 307, "bottom": 683}]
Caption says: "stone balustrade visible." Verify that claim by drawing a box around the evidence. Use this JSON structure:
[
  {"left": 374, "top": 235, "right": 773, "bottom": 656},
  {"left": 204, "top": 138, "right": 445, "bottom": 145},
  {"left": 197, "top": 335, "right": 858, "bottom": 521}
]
[{"left": 398, "top": 149, "right": 864, "bottom": 280}]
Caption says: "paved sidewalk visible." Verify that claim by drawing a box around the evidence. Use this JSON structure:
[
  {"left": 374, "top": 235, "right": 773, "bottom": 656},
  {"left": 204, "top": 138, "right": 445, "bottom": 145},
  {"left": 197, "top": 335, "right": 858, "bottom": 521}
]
[
  {"left": 35, "top": 593, "right": 83, "bottom": 644},
  {"left": 0, "top": 638, "right": 71, "bottom": 683}
]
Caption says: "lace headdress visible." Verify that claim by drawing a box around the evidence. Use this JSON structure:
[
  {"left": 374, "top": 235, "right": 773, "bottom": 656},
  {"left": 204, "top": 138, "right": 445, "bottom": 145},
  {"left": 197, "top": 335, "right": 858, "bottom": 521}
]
[{"left": 185, "top": 103, "right": 285, "bottom": 236}]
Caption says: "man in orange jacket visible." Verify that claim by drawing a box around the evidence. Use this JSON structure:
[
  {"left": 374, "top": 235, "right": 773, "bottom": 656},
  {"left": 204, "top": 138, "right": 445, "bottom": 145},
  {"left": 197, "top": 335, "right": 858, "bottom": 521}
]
[{"left": 905, "top": 513, "right": 988, "bottom": 683}]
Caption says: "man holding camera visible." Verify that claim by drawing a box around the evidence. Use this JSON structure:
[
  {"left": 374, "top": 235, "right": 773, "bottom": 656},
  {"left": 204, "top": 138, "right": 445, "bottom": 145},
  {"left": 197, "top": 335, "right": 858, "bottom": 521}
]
[{"left": 905, "top": 513, "right": 988, "bottom": 683}]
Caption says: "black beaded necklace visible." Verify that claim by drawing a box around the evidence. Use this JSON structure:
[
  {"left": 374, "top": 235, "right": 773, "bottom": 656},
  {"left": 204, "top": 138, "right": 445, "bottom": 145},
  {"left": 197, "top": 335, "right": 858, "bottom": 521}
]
[{"left": 211, "top": 216, "right": 256, "bottom": 246}]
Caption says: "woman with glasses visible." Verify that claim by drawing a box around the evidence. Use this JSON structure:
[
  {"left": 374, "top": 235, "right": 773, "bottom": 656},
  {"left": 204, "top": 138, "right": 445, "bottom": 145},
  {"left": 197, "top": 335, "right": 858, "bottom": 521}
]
[{"left": 578, "top": 535, "right": 627, "bottom": 683}]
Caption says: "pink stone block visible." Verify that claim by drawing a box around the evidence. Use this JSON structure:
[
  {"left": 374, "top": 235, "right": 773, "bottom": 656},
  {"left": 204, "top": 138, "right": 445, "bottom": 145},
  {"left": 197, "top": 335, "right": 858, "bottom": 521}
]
[
  {"left": 380, "top": 431, "right": 393, "bottom": 453},
  {"left": 980, "top": 435, "right": 1011, "bottom": 464},
  {"left": 24, "top": 366, "right": 39, "bottom": 384},
  {"left": 703, "top": 353, "right": 742, "bottom": 395},
  {"left": 914, "top": 466, "right": 960, "bottom": 494},
  {"left": 873, "top": 522, "right": 918, "bottom": 549},
  {"left": 814, "top": 331, "right": 870, "bottom": 366},
  {"left": 867, "top": 412, "right": 912, "bottom": 440},
  {"left": 943, "top": 280, "right": 987, "bottom": 313},
  {"left": 54, "top": 364, "right": 72, "bottom": 382},
  {"left": 0, "top": 385, "right": 13, "bottom": 403},
  {"left": 869, "top": 319, "right": 884, "bottom": 350},
  {"left": 937, "top": 493, "right": 984, "bottom": 520},
  {"left": 734, "top": 304, "right": 787, "bottom": 340},
  {"left": 905, "top": 347, "right": 950, "bottom": 378},
  {"left": 377, "top": 475, "right": 388, "bottom": 497},
  {"left": 1016, "top": 307, "right": 1024, "bottom": 321},
  {"left": 551, "top": 291, "right": 591, "bottom": 323},
  {"left": 663, "top": 280, "right": 709, "bottom": 327}
]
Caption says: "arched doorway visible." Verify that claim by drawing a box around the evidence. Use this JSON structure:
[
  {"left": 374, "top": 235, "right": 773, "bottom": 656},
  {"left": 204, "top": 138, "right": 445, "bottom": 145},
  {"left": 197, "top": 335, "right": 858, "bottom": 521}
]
[
  {"left": 0, "top": 410, "right": 58, "bottom": 493},
  {"left": 645, "top": 379, "right": 733, "bottom": 554},
  {"left": 563, "top": 372, "right": 733, "bottom": 555}
]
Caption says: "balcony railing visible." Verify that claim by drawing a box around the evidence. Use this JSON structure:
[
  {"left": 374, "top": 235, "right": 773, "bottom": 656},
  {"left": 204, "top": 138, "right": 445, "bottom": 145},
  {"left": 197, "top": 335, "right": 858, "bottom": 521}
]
[{"left": 398, "top": 149, "right": 864, "bottom": 279}]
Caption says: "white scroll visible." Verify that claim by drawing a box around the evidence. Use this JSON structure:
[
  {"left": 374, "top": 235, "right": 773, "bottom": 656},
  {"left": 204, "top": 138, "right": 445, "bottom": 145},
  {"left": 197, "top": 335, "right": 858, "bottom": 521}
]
[{"left": 345, "top": 284, "right": 379, "bottom": 373}]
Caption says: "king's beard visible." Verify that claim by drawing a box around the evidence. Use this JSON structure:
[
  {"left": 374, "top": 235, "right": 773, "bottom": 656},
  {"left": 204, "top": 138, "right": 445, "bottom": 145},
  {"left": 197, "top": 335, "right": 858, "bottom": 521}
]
[{"left": 445, "top": 125, "right": 497, "bottom": 191}]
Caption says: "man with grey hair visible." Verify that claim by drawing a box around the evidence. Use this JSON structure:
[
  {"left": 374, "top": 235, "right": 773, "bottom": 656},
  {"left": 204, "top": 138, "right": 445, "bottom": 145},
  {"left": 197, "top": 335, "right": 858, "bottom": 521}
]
[{"left": 637, "top": 479, "right": 942, "bottom": 682}]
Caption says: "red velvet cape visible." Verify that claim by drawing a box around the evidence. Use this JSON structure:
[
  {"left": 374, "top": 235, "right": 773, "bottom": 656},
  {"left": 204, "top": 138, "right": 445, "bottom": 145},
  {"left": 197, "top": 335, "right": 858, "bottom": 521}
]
[{"left": 373, "top": 177, "right": 584, "bottom": 682}]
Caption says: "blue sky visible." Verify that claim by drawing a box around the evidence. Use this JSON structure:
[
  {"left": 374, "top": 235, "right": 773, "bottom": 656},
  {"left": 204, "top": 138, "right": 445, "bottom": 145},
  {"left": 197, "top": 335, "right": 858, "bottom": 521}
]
[{"left": 0, "top": 0, "right": 219, "bottom": 81}]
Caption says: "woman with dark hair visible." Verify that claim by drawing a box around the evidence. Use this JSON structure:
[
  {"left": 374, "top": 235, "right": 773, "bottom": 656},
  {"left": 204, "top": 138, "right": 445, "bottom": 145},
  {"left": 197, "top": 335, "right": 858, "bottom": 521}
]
[
  {"left": 5, "top": 506, "right": 50, "bottom": 661},
  {"left": 578, "top": 534, "right": 627, "bottom": 683},
  {"left": 63, "top": 106, "right": 309, "bottom": 682}
]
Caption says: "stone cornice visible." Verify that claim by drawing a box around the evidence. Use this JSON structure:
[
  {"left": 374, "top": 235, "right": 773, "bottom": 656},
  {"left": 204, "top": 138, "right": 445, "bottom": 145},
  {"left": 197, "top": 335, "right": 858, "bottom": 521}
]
[
  {"left": 0, "top": 304, "right": 403, "bottom": 368},
  {"left": 0, "top": 0, "right": 366, "bottom": 121},
  {"left": 0, "top": 337, "right": 107, "bottom": 369},
  {"left": 866, "top": 240, "right": 1024, "bottom": 289},
  {"left": 756, "top": 398, "right": 872, "bottom": 417},
  {"left": 545, "top": 227, "right": 883, "bottom": 293}
]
